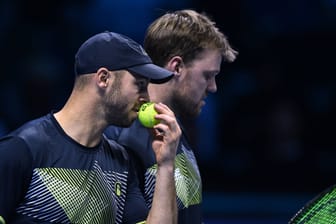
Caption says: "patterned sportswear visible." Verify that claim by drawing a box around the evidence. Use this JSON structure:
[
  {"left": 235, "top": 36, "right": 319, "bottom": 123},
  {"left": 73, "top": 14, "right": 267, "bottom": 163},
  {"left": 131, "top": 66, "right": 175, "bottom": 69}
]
[
  {"left": 0, "top": 113, "right": 148, "bottom": 224},
  {"left": 105, "top": 119, "right": 203, "bottom": 224}
]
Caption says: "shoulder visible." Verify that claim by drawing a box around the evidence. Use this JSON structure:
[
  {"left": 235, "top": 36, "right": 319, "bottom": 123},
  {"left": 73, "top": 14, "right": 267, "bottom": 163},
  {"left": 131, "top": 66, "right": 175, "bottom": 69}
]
[
  {"left": 0, "top": 135, "right": 34, "bottom": 173},
  {"left": 104, "top": 125, "right": 124, "bottom": 140},
  {"left": 8, "top": 114, "right": 54, "bottom": 141},
  {"left": 0, "top": 135, "right": 30, "bottom": 153},
  {"left": 105, "top": 120, "right": 150, "bottom": 151},
  {"left": 0, "top": 113, "right": 57, "bottom": 155},
  {"left": 102, "top": 134, "right": 129, "bottom": 162}
]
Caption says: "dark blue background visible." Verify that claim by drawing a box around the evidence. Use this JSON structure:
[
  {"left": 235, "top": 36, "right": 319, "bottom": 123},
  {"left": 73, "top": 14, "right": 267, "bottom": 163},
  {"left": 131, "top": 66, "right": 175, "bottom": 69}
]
[{"left": 1, "top": 0, "right": 335, "bottom": 223}]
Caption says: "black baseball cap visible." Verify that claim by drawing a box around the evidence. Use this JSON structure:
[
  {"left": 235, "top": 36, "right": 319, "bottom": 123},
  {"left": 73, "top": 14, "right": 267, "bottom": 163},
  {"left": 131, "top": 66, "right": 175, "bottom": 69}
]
[{"left": 74, "top": 31, "right": 173, "bottom": 83}]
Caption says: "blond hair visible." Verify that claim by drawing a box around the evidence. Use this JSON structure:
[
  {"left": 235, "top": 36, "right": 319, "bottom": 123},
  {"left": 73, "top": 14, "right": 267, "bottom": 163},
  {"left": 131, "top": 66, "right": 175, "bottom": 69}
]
[{"left": 144, "top": 9, "right": 238, "bottom": 66}]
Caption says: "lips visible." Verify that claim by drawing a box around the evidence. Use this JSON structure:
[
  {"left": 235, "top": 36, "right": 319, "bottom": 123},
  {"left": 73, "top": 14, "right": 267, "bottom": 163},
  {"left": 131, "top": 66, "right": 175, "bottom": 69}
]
[
  {"left": 134, "top": 104, "right": 143, "bottom": 113},
  {"left": 135, "top": 101, "right": 149, "bottom": 113}
]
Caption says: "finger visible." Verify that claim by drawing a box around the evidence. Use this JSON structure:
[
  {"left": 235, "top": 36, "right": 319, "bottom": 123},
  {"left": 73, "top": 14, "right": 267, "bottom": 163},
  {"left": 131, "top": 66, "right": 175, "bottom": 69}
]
[{"left": 154, "top": 102, "right": 174, "bottom": 115}]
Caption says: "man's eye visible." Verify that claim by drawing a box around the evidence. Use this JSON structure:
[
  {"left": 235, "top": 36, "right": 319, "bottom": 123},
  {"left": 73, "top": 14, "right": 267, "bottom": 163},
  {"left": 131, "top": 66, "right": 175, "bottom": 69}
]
[
  {"left": 137, "top": 80, "right": 148, "bottom": 90},
  {"left": 205, "top": 74, "right": 214, "bottom": 81},
  {"left": 205, "top": 72, "right": 218, "bottom": 81}
]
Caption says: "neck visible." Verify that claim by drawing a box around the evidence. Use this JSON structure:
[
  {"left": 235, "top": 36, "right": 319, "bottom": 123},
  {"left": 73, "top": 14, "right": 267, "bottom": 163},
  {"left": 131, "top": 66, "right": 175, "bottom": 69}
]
[{"left": 54, "top": 94, "right": 105, "bottom": 147}]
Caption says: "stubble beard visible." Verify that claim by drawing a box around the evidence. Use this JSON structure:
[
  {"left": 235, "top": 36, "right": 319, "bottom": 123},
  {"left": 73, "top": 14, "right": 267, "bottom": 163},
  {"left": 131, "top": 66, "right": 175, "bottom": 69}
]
[
  {"left": 172, "top": 90, "right": 201, "bottom": 120},
  {"left": 105, "top": 78, "right": 134, "bottom": 127}
]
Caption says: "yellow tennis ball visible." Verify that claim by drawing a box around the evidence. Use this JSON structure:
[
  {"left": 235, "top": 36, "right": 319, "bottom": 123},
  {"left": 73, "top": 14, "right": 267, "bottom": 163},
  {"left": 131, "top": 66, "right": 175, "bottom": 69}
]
[{"left": 138, "top": 102, "right": 159, "bottom": 128}]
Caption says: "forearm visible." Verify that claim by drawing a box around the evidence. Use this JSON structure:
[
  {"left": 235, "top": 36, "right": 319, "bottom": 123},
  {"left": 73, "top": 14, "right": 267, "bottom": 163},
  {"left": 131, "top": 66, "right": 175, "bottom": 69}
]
[
  {"left": 145, "top": 102, "right": 180, "bottom": 224},
  {"left": 146, "top": 163, "right": 177, "bottom": 224}
]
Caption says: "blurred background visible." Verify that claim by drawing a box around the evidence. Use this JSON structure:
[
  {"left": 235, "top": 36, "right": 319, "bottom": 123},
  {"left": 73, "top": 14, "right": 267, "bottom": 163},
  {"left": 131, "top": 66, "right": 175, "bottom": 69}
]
[{"left": 0, "top": 0, "right": 335, "bottom": 223}]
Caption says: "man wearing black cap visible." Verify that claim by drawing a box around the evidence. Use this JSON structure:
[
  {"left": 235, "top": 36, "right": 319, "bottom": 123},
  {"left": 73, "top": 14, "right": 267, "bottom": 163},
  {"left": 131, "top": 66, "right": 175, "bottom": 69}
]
[{"left": 0, "top": 31, "right": 180, "bottom": 224}]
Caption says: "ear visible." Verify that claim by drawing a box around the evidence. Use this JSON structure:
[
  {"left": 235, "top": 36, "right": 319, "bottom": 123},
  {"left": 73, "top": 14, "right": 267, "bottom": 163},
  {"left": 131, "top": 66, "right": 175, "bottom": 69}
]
[
  {"left": 96, "top": 67, "right": 111, "bottom": 88},
  {"left": 166, "top": 56, "right": 183, "bottom": 76}
]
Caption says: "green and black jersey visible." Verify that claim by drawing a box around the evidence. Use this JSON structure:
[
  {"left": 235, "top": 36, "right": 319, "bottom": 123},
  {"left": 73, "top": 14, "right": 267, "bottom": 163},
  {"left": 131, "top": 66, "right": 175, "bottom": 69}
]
[
  {"left": 105, "top": 119, "right": 203, "bottom": 224},
  {"left": 0, "top": 113, "right": 148, "bottom": 224}
]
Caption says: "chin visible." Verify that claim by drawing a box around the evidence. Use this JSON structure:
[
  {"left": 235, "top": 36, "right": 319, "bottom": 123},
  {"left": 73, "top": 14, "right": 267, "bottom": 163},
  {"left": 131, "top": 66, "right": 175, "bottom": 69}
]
[
  {"left": 187, "top": 110, "right": 201, "bottom": 119},
  {"left": 197, "top": 104, "right": 204, "bottom": 113},
  {"left": 195, "top": 111, "right": 202, "bottom": 118}
]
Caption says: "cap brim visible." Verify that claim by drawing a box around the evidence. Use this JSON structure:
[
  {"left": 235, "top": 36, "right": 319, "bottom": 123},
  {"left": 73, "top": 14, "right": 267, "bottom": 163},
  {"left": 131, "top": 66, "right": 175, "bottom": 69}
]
[{"left": 127, "top": 63, "right": 174, "bottom": 84}]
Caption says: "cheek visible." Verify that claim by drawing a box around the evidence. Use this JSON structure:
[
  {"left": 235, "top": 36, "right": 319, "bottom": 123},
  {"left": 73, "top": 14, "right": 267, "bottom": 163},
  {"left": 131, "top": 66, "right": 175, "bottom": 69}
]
[
  {"left": 181, "top": 86, "right": 203, "bottom": 105},
  {"left": 119, "top": 85, "right": 137, "bottom": 100},
  {"left": 189, "top": 79, "right": 207, "bottom": 96}
]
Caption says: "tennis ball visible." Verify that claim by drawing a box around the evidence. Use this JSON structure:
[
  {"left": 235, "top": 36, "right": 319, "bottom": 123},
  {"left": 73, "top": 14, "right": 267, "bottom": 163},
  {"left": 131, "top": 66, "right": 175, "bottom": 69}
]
[{"left": 138, "top": 102, "right": 159, "bottom": 128}]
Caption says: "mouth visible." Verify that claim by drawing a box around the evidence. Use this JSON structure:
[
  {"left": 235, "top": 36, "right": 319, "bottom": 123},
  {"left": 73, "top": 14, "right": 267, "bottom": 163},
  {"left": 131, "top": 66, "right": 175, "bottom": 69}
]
[
  {"left": 135, "top": 102, "right": 149, "bottom": 113},
  {"left": 134, "top": 104, "right": 142, "bottom": 114}
]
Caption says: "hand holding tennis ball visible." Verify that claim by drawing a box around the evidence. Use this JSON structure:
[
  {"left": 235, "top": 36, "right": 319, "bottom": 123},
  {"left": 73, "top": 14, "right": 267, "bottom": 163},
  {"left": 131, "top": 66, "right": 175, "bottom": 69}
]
[{"left": 138, "top": 102, "right": 160, "bottom": 128}]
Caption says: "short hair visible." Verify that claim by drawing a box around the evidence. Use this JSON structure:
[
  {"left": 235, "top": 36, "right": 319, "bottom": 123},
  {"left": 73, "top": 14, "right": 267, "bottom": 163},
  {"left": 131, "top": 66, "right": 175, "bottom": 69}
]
[{"left": 144, "top": 9, "right": 238, "bottom": 67}]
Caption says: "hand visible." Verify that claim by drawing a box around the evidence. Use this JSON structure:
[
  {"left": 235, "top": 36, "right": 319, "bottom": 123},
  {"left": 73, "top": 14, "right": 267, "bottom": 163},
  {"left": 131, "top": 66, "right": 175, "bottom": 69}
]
[{"left": 150, "top": 103, "right": 181, "bottom": 167}]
